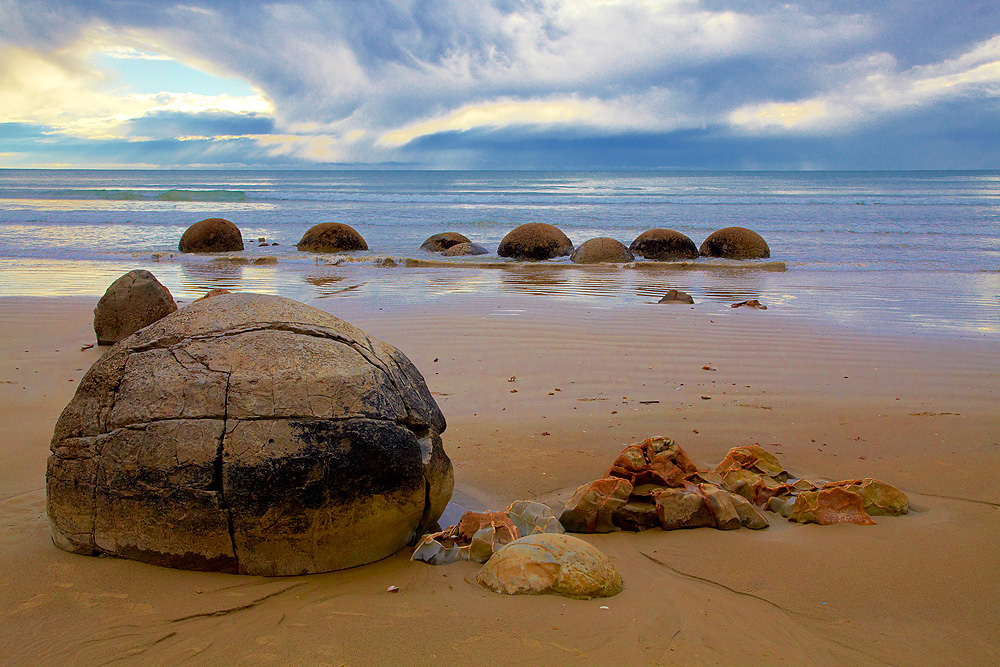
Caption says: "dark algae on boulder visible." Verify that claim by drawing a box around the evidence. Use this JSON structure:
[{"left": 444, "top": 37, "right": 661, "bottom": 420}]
[
  {"left": 420, "top": 232, "right": 471, "bottom": 252},
  {"left": 699, "top": 226, "right": 770, "bottom": 259},
  {"left": 178, "top": 217, "right": 244, "bottom": 253},
  {"left": 47, "top": 293, "right": 452, "bottom": 576},
  {"left": 297, "top": 222, "right": 369, "bottom": 253},
  {"left": 629, "top": 228, "right": 698, "bottom": 260},
  {"left": 497, "top": 222, "right": 573, "bottom": 260}
]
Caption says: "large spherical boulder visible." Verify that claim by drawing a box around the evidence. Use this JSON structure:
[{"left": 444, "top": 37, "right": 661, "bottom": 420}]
[
  {"left": 570, "top": 237, "right": 634, "bottom": 264},
  {"left": 477, "top": 533, "right": 623, "bottom": 599},
  {"left": 497, "top": 223, "right": 573, "bottom": 261},
  {"left": 421, "top": 232, "right": 471, "bottom": 252},
  {"left": 47, "top": 293, "right": 452, "bottom": 576},
  {"left": 178, "top": 218, "right": 244, "bottom": 253},
  {"left": 629, "top": 229, "right": 698, "bottom": 260},
  {"left": 699, "top": 227, "right": 770, "bottom": 259},
  {"left": 296, "top": 223, "right": 368, "bottom": 253},
  {"left": 93, "top": 270, "right": 177, "bottom": 346}
]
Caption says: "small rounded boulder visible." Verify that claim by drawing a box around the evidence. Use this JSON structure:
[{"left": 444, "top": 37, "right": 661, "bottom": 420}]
[
  {"left": 629, "top": 229, "right": 698, "bottom": 260},
  {"left": 570, "top": 237, "right": 634, "bottom": 264},
  {"left": 421, "top": 232, "right": 471, "bottom": 252},
  {"left": 497, "top": 223, "right": 573, "bottom": 261},
  {"left": 48, "top": 293, "right": 452, "bottom": 576},
  {"left": 297, "top": 222, "right": 368, "bottom": 253},
  {"left": 93, "top": 270, "right": 177, "bottom": 346},
  {"left": 442, "top": 242, "right": 488, "bottom": 257},
  {"left": 178, "top": 218, "right": 244, "bottom": 253},
  {"left": 477, "top": 533, "right": 623, "bottom": 599},
  {"left": 699, "top": 227, "right": 770, "bottom": 259}
]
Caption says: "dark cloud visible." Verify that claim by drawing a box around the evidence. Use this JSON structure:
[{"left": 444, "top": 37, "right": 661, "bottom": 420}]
[
  {"left": 122, "top": 111, "right": 274, "bottom": 139},
  {"left": 1, "top": 1, "right": 998, "bottom": 167}
]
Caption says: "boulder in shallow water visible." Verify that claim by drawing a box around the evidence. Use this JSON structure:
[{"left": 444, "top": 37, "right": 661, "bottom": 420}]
[
  {"left": 629, "top": 229, "right": 698, "bottom": 260},
  {"left": 93, "top": 270, "right": 177, "bottom": 346},
  {"left": 178, "top": 218, "right": 244, "bottom": 253},
  {"left": 441, "top": 242, "right": 488, "bottom": 257},
  {"left": 570, "top": 237, "right": 634, "bottom": 264},
  {"left": 497, "top": 223, "right": 573, "bottom": 261},
  {"left": 658, "top": 289, "right": 694, "bottom": 304},
  {"left": 420, "top": 232, "right": 471, "bottom": 252},
  {"left": 699, "top": 227, "right": 770, "bottom": 259},
  {"left": 477, "top": 533, "right": 623, "bottom": 599},
  {"left": 296, "top": 222, "right": 368, "bottom": 253},
  {"left": 48, "top": 292, "right": 451, "bottom": 575}
]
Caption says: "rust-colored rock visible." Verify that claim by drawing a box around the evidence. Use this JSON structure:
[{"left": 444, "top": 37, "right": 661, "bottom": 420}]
[
  {"left": 827, "top": 479, "right": 909, "bottom": 516},
  {"left": 296, "top": 222, "right": 368, "bottom": 253},
  {"left": 606, "top": 437, "right": 699, "bottom": 488},
  {"left": 790, "top": 487, "right": 877, "bottom": 525},
  {"left": 699, "top": 226, "right": 770, "bottom": 259},
  {"left": 178, "top": 218, "right": 244, "bottom": 253},
  {"left": 629, "top": 228, "right": 698, "bottom": 260},
  {"left": 497, "top": 223, "right": 573, "bottom": 261},
  {"left": 421, "top": 232, "right": 471, "bottom": 252},
  {"left": 570, "top": 237, "right": 634, "bottom": 264},
  {"left": 559, "top": 477, "right": 633, "bottom": 533}
]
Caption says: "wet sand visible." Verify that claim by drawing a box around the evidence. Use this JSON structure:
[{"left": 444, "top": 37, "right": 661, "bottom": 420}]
[{"left": 1, "top": 295, "right": 998, "bottom": 665}]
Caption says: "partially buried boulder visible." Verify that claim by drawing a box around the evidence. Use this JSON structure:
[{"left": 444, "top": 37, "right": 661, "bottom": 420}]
[
  {"left": 47, "top": 292, "right": 452, "bottom": 576},
  {"left": 497, "top": 223, "right": 573, "bottom": 261},
  {"left": 297, "top": 222, "right": 368, "bottom": 253},
  {"left": 629, "top": 229, "right": 698, "bottom": 260},
  {"left": 420, "top": 232, "right": 471, "bottom": 252},
  {"left": 178, "top": 218, "right": 244, "bottom": 253},
  {"left": 93, "top": 270, "right": 177, "bottom": 346},
  {"left": 699, "top": 227, "right": 770, "bottom": 259},
  {"left": 441, "top": 242, "right": 488, "bottom": 257},
  {"left": 570, "top": 237, "right": 634, "bottom": 264},
  {"left": 477, "top": 533, "right": 623, "bottom": 599}
]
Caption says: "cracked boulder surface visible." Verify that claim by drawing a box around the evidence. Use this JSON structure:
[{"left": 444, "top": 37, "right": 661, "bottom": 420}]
[{"left": 47, "top": 292, "right": 452, "bottom": 576}]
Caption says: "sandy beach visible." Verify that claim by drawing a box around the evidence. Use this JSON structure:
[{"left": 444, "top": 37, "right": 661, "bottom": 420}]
[{"left": 1, "top": 294, "right": 998, "bottom": 666}]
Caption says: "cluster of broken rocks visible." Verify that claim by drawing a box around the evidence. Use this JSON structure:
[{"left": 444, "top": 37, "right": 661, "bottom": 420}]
[{"left": 414, "top": 437, "right": 909, "bottom": 581}]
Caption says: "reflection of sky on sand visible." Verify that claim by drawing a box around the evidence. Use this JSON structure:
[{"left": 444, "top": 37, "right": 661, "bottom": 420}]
[{"left": 1, "top": 255, "right": 996, "bottom": 339}]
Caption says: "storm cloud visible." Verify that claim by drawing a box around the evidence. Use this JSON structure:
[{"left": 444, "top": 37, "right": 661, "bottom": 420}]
[{"left": 1, "top": 0, "right": 998, "bottom": 167}]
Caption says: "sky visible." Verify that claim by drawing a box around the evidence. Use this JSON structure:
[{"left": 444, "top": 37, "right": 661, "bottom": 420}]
[{"left": 1, "top": 0, "right": 999, "bottom": 169}]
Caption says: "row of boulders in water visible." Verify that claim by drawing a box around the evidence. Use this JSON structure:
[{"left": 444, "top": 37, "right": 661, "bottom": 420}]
[
  {"left": 177, "top": 217, "right": 771, "bottom": 261},
  {"left": 411, "top": 436, "right": 907, "bottom": 599},
  {"left": 427, "top": 223, "right": 771, "bottom": 262}
]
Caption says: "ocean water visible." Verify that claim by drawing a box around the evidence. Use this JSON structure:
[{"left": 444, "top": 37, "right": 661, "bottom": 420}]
[{"left": 0, "top": 169, "right": 998, "bottom": 338}]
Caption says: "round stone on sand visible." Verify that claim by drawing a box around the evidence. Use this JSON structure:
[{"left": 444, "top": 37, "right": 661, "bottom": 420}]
[
  {"left": 296, "top": 222, "right": 369, "bottom": 253},
  {"left": 93, "top": 270, "right": 177, "bottom": 346},
  {"left": 570, "top": 237, "right": 634, "bottom": 264},
  {"left": 629, "top": 229, "right": 698, "bottom": 260},
  {"left": 477, "top": 533, "right": 623, "bottom": 599},
  {"left": 47, "top": 293, "right": 452, "bottom": 576},
  {"left": 699, "top": 227, "right": 770, "bottom": 259},
  {"left": 497, "top": 223, "right": 573, "bottom": 261},
  {"left": 178, "top": 218, "right": 244, "bottom": 253},
  {"left": 421, "top": 232, "right": 471, "bottom": 252}
]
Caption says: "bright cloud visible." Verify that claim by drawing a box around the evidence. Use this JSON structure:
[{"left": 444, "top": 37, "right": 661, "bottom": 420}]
[
  {"left": 0, "top": 1, "right": 998, "bottom": 167},
  {"left": 730, "top": 35, "right": 1000, "bottom": 133}
]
